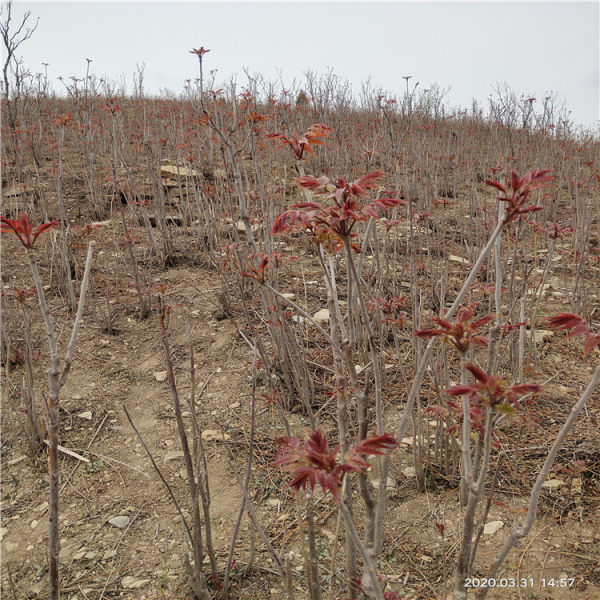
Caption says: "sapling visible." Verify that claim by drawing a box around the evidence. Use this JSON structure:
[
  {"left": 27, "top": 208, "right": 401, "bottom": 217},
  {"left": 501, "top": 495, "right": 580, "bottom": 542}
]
[
  {"left": 274, "top": 429, "right": 398, "bottom": 600},
  {"left": 474, "top": 311, "right": 600, "bottom": 600},
  {"left": 14, "top": 286, "right": 43, "bottom": 453},
  {"left": 528, "top": 222, "right": 574, "bottom": 352},
  {"left": 102, "top": 97, "right": 149, "bottom": 319},
  {"left": 373, "top": 169, "right": 554, "bottom": 549},
  {"left": 1, "top": 213, "right": 94, "bottom": 600},
  {"left": 271, "top": 166, "right": 405, "bottom": 596},
  {"left": 154, "top": 298, "right": 211, "bottom": 600}
]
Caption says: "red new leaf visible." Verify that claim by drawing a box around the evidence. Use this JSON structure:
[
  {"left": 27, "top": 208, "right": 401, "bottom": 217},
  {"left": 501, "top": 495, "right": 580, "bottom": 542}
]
[
  {"left": 545, "top": 312, "right": 600, "bottom": 356},
  {"left": 414, "top": 303, "right": 493, "bottom": 353},
  {"left": 486, "top": 169, "right": 553, "bottom": 224},
  {"left": 446, "top": 363, "right": 543, "bottom": 407},
  {"left": 1, "top": 214, "right": 60, "bottom": 248},
  {"left": 273, "top": 429, "right": 398, "bottom": 500},
  {"left": 267, "top": 123, "right": 332, "bottom": 159}
]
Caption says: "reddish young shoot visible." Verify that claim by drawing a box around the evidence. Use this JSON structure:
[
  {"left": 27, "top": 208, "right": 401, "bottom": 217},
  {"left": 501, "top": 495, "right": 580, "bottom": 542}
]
[
  {"left": 544, "top": 313, "right": 600, "bottom": 356},
  {"left": 1, "top": 214, "right": 60, "bottom": 248},
  {"left": 485, "top": 169, "right": 553, "bottom": 224},
  {"left": 273, "top": 429, "right": 398, "bottom": 500},
  {"left": 414, "top": 303, "right": 493, "bottom": 353}
]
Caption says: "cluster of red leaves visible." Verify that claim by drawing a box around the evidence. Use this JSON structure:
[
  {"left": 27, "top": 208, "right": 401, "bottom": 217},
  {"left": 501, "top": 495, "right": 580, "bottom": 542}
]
[
  {"left": 428, "top": 365, "right": 542, "bottom": 443},
  {"left": 366, "top": 296, "right": 409, "bottom": 326},
  {"left": 75, "top": 223, "right": 103, "bottom": 238},
  {"left": 52, "top": 113, "right": 72, "bottom": 127},
  {"left": 273, "top": 429, "right": 398, "bottom": 500},
  {"left": 241, "top": 254, "right": 270, "bottom": 284},
  {"left": 532, "top": 222, "right": 575, "bottom": 239},
  {"left": 13, "top": 287, "right": 36, "bottom": 304},
  {"left": 262, "top": 389, "right": 278, "bottom": 407},
  {"left": 272, "top": 171, "right": 404, "bottom": 243},
  {"left": 446, "top": 363, "right": 543, "bottom": 409},
  {"left": 99, "top": 97, "right": 121, "bottom": 114},
  {"left": 485, "top": 169, "right": 553, "bottom": 224},
  {"left": 1, "top": 214, "right": 60, "bottom": 248},
  {"left": 413, "top": 303, "right": 493, "bottom": 353},
  {"left": 266, "top": 123, "right": 332, "bottom": 160},
  {"left": 189, "top": 47, "right": 210, "bottom": 57},
  {"left": 544, "top": 313, "right": 600, "bottom": 356}
]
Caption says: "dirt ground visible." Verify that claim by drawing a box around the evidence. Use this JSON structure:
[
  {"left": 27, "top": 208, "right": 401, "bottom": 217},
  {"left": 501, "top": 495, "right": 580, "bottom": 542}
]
[{"left": 1, "top": 178, "right": 600, "bottom": 600}]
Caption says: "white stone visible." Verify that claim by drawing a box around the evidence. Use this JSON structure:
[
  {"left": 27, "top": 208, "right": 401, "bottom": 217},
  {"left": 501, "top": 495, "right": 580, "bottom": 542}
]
[
  {"left": 402, "top": 467, "right": 416, "bottom": 478},
  {"left": 236, "top": 220, "right": 260, "bottom": 234},
  {"left": 108, "top": 516, "right": 131, "bottom": 529},
  {"left": 201, "top": 429, "right": 231, "bottom": 442},
  {"left": 449, "top": 255, "right": 470, "bottom": 265},
  {"left": 77, "top": 411, "right": 92, "bottom": 421},
  {"left": 532, "top": 330, "right": 554, "bottom": 344},
  {"left": 121, "top": 576, "right": 150, "bottom": 589},
  {"left": 153, "top": 371, "right": 167, "bottom": 382},
  {"left": 312, "top": 308, "right": 330, "bottom": 323},
  {"left": 161, "top": 164, "right": 199, "bottom": 179},
  {"left": 164, "top": 451, "right": 185, "bottom": 462},
  {"left": 542, "top": 479, "right": 565, "bottom": 489},
  {"left": 483, "top": 521, "right": 504, "bottom": 535},
  {"left": 373, "top": 476, "right": 397, "bottom": 489}
]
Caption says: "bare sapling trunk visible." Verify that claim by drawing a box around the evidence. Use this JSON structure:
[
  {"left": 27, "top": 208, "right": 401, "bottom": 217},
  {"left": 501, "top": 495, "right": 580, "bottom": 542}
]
[
  {"left": 26, "top": 241, "right": 95, "bottom": 600},
  {"left": 156, "top": 300, "right": 211, "bottom": 600}
]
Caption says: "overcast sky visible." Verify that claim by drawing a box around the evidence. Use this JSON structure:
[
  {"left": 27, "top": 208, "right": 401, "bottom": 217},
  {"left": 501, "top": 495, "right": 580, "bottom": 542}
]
[{"left": 8, "top": 1, "right": 600, "bottom": 130}]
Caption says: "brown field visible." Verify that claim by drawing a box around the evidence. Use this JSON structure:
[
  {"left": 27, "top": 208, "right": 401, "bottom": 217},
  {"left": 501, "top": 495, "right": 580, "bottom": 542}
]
[{"left": 1, "top": 79, "right": 599, "bottom": 600}]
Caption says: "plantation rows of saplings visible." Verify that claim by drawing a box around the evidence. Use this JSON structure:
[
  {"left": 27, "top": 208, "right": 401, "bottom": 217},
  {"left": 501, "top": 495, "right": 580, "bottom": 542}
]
[{"left": 2, "top": 67, "right": 600, "bottom": 600}]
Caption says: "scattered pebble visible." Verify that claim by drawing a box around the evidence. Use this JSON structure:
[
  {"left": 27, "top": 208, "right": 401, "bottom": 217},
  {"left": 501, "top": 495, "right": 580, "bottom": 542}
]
[
  {"left": 121, "top": 576, "right": 150, "bottom": 589},
  {"left": 201, "top": 429, "right": 231, "bottom": 442},
  {"left": 312, "top": 308, "right": 330, "bottom": 323},
  {"left": 483, "top": 521, "right": 504, "bottom": 535},
  {"left": 449, "top": 255, "right": 470, "bottom": 264},
  {"left": 77, "top": 411, "right": 92, "bottom": 420},
  {"left": 108, "top": 516, "right": 131, "bottom": 529},
  {"left": 164, "top": 451, "right": 185, "bottom": 462},
  {"left": 153, "top": 371, "right": 167, "bottom": 382},
  {"left": 542, "top": 479, "right": 565, "bottom": 489}
]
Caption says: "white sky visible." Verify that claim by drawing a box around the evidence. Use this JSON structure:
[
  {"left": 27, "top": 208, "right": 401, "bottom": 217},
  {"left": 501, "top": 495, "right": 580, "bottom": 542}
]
[{"left": 8, "top": 1, "right": 600, "bottom": 130}]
